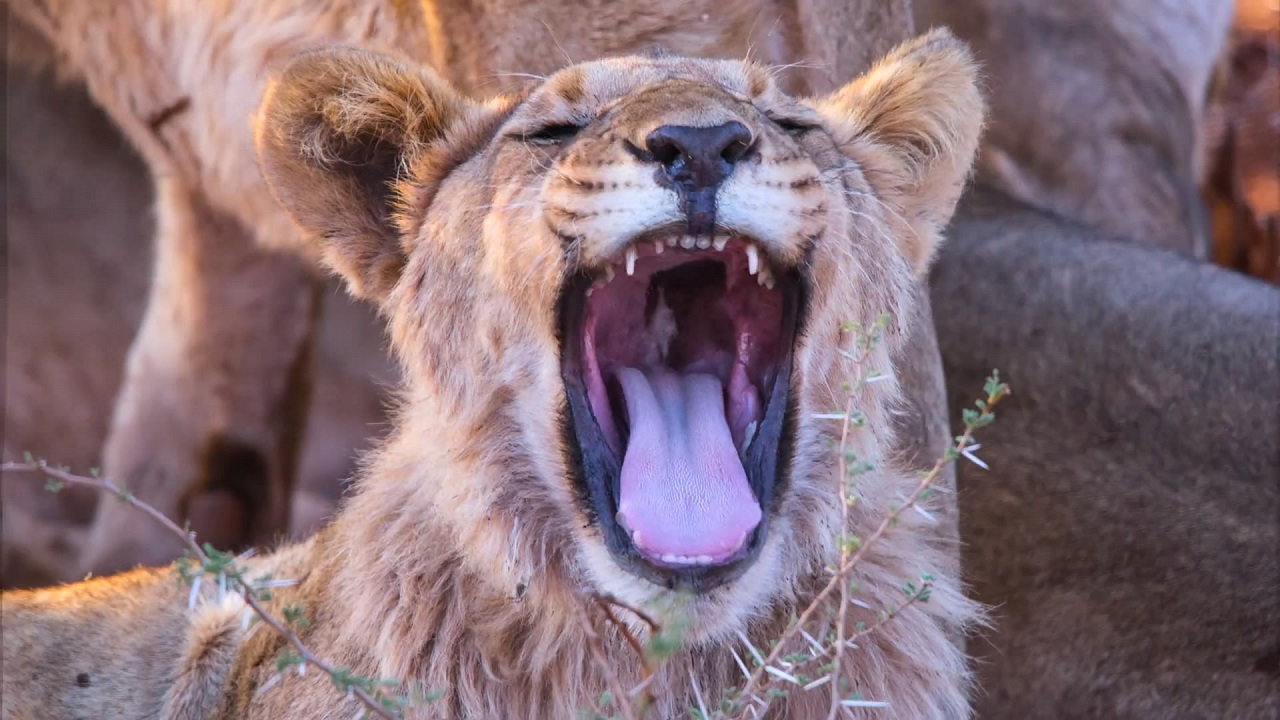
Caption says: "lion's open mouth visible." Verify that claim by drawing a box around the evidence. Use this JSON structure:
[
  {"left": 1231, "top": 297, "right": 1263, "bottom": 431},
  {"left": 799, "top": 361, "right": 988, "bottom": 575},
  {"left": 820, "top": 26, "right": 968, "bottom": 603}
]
[{"left": 560, "top": 233, "right": 802, "bottom": 591}]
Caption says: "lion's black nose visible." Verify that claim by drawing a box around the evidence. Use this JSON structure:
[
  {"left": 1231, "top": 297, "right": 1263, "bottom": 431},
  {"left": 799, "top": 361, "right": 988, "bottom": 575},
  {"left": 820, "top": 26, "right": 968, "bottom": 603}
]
[{"left": 644, "top": 121, "right": 754, "bottom": 192}]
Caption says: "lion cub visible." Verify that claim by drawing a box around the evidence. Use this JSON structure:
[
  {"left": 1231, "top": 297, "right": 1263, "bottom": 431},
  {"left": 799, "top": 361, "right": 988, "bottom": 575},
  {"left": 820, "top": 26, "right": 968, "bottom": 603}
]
[{"left": 2, "top": 30, "right": 985, "bottom": 719}]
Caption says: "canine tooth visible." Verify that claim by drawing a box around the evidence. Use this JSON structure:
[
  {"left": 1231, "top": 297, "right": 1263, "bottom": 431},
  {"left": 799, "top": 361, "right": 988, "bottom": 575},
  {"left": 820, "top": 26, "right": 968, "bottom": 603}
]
[
  {"left": 712, "top": 236, "right": 728, "bottom": 251},
  {"left": 680, "top": 235, "right": 697, "bottom": 249},
  {"left": 603, "top": 265, "right": 615, "bottom": 284},
  {"left": 632, "top": 531, "right": 645, "bottom": 549},
  {"left": 746, "top": 244, "right": 759, "bottom": 275},
  {"left": 616, "top": 510, "right": 630, "bottom": 530},
  {"left": 625, "top": 246, "right": 637, "bottom": 276},
  {"left": 741, "top": 420, "right": 758, "bottom": 451},
  {"left": 586, "top": 287, "right": 594, "bottom": 297},
  {"left": 654, "top": 240, "right": 665, "bottom": 255},
  {"left": 696, "top": 236, "right": 712, "bottom": 250},
  {"left": 666, "top": 236, "right": 679, "bottom": 247}
]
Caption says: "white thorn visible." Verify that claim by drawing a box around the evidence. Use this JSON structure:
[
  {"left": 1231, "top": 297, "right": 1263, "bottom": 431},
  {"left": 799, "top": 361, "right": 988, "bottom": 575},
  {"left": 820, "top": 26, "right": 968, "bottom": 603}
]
[
  {"left": 746, "top": 244, "right": 759, "bottom": 274},
  {"left": 696, "top": 236, "right": 712, "bottom": 249},
  {"left": 713, "top": 236, "right": 728, "bottom": 251},
  {"left": 680, "top": 235, "right": 697, "bottom": 249},
  {"left": 653, "top": 240, "right": 665, "bottom": 254},
  {"left": 625, "top": 246, "right": 637, "bottom": 276}
]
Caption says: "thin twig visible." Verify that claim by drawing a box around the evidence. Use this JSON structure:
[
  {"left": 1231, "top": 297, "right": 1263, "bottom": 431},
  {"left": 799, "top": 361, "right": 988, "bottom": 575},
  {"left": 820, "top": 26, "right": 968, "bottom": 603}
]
[
  {"left": 594, "top": 595, "right": 651, "bottom": 664},
  {"left": 2, "top": 460, "right": 400, "bottom": 720},
  {"left": 594, "top": 592, "right": 662, "bottom": 632},
  {"left": 731, "top": 381, "right": 1008, "bottom": 716},
  {"left": 576, "top": 591, "right": 641, "bottom": 720},
  {"left": 240, "top": 593, "right": 395, "bottom": 719},
  {"left": 3, "top": 461, "right": 204, "bottom": 560},
  {"left": 829, "top": 391, "right": 856, "bottom": 719}
]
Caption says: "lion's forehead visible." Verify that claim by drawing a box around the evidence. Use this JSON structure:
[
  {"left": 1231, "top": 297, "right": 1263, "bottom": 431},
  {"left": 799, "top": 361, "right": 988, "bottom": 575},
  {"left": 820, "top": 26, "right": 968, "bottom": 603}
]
[{"left": 522, "top": 57, "right": 775, "bottom": 118}]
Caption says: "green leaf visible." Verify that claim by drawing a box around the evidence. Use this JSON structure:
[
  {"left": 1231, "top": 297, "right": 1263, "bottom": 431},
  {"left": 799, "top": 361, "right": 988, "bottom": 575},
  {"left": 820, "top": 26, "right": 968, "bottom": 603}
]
[{"left": 275, "top": 649, "right": 302, "bottom": 672}]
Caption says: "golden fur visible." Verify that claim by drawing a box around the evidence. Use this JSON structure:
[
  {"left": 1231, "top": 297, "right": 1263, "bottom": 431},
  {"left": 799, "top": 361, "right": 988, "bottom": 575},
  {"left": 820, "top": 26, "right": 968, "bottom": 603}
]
[
  {"left": 2, "top": 32, "right": 986, "bottom": 719},
  {"left": 4, "top": 0, "right": 940, "bottom": 580}
]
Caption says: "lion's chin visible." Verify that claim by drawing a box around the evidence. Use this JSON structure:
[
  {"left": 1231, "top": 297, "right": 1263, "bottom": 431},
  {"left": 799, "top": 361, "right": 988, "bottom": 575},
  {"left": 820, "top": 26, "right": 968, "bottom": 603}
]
[
  {"left": 577, "top": 520, "right": 789, "bottom": 641},
  {"left": 560, "top": 232, "right": 804, "bottom": 595}
]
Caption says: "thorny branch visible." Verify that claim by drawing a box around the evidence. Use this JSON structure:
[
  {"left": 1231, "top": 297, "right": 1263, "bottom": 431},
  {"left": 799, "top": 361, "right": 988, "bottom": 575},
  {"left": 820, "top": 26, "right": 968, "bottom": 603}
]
[
  {"left": 727, "top": 369, "right": 1009, "bottom": 717},
  {"left": 2, "top": 459, "right": 404, "bottom": 720}
]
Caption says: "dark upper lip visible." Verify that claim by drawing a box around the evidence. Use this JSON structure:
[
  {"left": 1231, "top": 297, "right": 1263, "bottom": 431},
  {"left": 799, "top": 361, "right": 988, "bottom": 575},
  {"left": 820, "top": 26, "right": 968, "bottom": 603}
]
[{"left": 556, "top": 249, "right": 808, "bottom": 593}]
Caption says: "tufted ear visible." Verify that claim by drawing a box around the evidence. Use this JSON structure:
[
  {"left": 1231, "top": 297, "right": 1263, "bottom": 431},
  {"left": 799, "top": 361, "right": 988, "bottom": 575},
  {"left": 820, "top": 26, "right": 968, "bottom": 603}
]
[
  {"left": 813, "top": 28, "right": 985, "bottom": 276},
  {"left": 254, "top": 47, "right": 484, "bottom": 301}
]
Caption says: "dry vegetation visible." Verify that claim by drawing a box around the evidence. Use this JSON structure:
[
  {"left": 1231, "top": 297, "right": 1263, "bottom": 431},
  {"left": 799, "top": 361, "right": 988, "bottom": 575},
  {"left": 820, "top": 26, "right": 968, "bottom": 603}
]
[{"left": 6, "top": 319, "right": 1008, "bottom": 719}]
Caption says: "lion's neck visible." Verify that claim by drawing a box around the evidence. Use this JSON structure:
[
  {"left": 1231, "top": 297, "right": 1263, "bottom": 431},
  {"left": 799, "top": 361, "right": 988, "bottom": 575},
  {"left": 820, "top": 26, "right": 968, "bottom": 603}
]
[{"left": 316, "top": 472, "right": 744, "bottom": 718}]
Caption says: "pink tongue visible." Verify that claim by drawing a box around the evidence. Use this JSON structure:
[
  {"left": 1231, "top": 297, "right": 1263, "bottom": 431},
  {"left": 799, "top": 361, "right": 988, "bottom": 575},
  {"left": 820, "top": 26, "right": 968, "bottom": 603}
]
[{"left": 615, "top": 368, "right": 762, "bottom": 561}]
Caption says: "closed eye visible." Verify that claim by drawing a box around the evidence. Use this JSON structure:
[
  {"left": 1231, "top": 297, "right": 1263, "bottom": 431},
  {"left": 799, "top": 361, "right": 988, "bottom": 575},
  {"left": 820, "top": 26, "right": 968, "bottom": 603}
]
[
  {"left": 519, "top": 123, "right": 584, "bottom": 146},
  {"left": 773, "top": 117, "right": 816, "bottom": 136}
]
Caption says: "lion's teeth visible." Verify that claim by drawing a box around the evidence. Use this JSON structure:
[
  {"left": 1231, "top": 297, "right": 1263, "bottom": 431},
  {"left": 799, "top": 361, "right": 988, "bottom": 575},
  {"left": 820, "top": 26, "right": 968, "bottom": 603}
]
[
  {"left": 680, "top": 235, "right": 697, "bottom": 249},
  {"left": 757, "top": 263, "right": 775, "bottom": 289},
  {"left": 653, "top": 240, "right": 665, "bottom": 255},
  {"left": 712, "top": 236, "right": 728, "bottom": 251},
  {"left": 603, "top": 265, "right": 615, "bottom": 284},
  {"left": 666, "top": 236, "right": 679, "bottom": 247},
  {"left": 696, "top": 236, "right": 712, "bottom": 250},
  {"left": 658, "top": 553, "right": 715, "bottom": 566},
  {"left": 741, "top": 420, "right": 758, "bottom": 452},
  {"left": 625, "top": 246, "right": 637, "bottom": 276},
  {"left": 746, "top": 244, "right": 759, "bottom": 275}
]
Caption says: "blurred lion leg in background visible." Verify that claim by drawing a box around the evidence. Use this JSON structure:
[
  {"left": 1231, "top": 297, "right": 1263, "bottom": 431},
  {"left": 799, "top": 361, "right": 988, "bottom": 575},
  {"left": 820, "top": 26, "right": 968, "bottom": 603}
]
[
  {"left": 1, "top": 61, "right": 394, "bottom": 588},
  {"left": 78, "top": 175, "right": 321, "bottom": 577}
]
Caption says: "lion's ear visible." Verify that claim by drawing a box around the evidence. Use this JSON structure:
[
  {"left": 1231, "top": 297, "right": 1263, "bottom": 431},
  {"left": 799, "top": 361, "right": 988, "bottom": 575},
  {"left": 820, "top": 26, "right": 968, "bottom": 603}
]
[
  {"left": 254, "top": 47, "right": 480, "bottom": 301},
  {"left": 812, "top": 28, "right": 985, "bottom": 276}
]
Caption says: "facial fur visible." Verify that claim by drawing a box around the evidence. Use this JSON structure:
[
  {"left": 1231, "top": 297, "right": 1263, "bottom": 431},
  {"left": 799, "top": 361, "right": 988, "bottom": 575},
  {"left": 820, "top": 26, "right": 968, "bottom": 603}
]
[{"left": 255, "top": 29, "right": 984, "bottom": 643}]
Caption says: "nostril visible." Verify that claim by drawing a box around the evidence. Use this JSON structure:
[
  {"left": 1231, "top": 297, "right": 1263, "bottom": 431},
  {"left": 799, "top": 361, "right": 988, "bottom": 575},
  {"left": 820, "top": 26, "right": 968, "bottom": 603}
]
[
  {"left": 647, "top": 138, "right": 682, "bottom": 168},
  {"left": 721, "top": 137, "right": 754, "bottom": 164}
]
